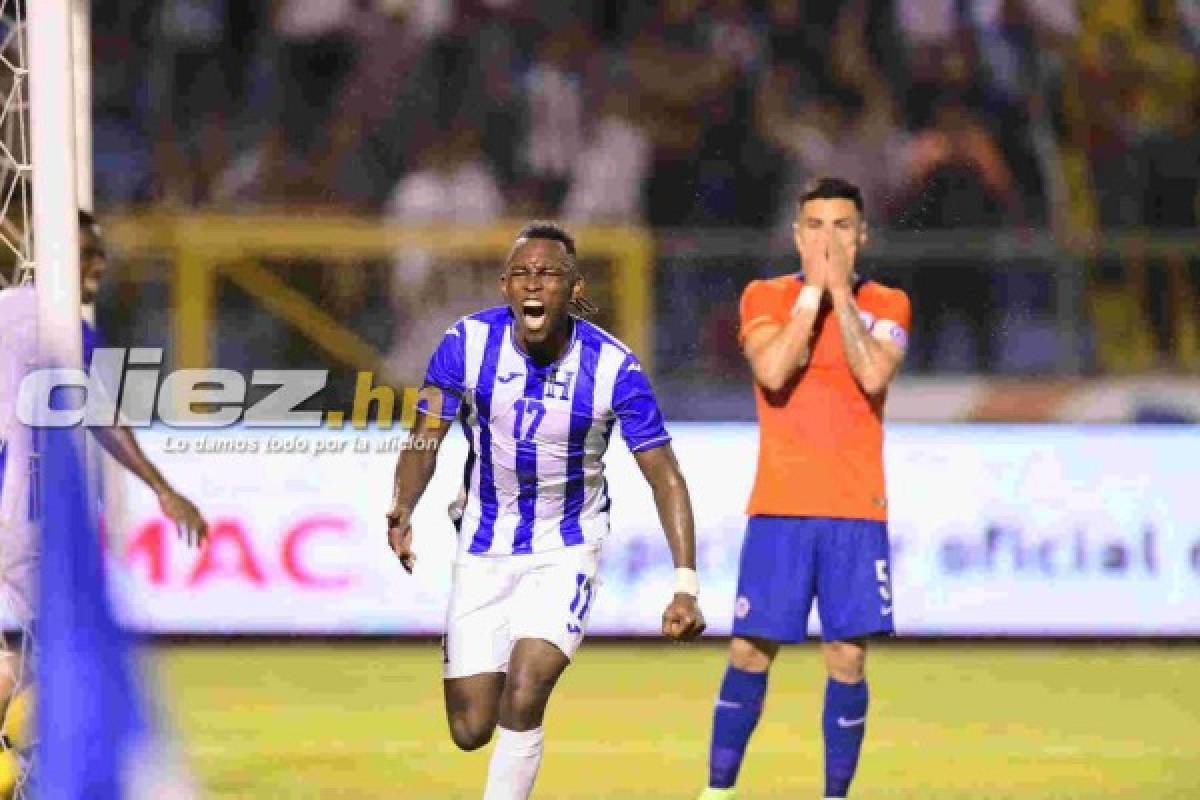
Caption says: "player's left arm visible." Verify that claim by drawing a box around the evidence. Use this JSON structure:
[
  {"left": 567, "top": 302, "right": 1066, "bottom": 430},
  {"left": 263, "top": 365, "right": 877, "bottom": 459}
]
[
  {"left": 614, "top": 353, "right": 705, "bottom": 641},
  {"left": 90, "top": 426, "right": 208, "bottom": 546},
  {"left": 827, "top": 238, "right": 910, "bottom": 396},
  {"left": 632, "top": 444, "right": 706, "bottom": 642},
  {"left": 829, "top": 289, "right": 908, "bottom": 396}
]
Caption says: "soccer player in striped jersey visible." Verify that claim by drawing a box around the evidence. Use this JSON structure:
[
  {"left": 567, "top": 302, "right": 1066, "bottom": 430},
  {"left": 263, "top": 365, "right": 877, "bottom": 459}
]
[
  {"left": 0, "top": 212, "right": 207, "bottom": 726},
  {"left": 385, "top": 221, "right": 706, "bottom": 800},
  {"left": 698, "top": 179, "right": 912, "bottom": 799}
]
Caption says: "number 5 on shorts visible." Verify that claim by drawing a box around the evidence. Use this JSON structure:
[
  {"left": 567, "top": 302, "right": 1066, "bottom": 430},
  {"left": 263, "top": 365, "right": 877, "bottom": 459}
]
[
  {"left": 875, "top": 559, "right": 891, "bottom": 602},
  {"left": 567, "top": 572, "right": 593, "bottom": 634}
]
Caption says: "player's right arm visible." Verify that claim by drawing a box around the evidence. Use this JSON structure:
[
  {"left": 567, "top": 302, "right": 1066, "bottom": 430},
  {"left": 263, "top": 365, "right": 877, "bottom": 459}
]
[
  {"left": 386, "top": 322, "right": 468, "bottom": 573},
  {"left": 743, "top": 306, "right": 820, "bottom": 391},
  {"left": 386, "top": 396, "right": 452, "bottom": 574},
  {"left": 741, "top": 258, "right": 825, "bottom": 391}
]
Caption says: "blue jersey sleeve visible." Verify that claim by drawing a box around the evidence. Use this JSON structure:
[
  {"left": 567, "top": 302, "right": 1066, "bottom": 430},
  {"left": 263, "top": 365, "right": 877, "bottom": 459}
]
[
  {"left": 416, "top": 322, "right": 467, "bottom": 421},
  {"left": 612, "top": 353, "right": 670, "bottom": 453}
]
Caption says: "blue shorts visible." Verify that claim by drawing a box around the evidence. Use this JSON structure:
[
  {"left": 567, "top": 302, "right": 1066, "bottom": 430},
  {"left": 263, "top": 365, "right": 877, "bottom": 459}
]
[{"left": 731, "top": 515, "right": 895, "bottom": 643}]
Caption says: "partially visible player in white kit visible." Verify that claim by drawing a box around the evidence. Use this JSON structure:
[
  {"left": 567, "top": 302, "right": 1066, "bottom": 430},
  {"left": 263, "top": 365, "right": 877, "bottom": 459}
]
[
  {"left": 386, "top": 222, "right": 706, "bottom": 800},
  {"left": 0, "top": 211, "right": 207, "bottom": 722}
]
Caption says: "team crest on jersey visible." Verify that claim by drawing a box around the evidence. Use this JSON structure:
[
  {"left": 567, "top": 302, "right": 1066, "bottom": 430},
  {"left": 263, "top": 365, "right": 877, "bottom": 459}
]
[{"left": 543, "top": 369, "right": 575, "bottom": 401}]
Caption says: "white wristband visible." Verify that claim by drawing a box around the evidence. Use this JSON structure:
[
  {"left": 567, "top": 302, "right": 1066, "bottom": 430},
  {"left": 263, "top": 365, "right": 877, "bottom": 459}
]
[
  {"left": 792, "top": 285, "right": 822, "bottom": 314},
  {"left": 674, "top": 567, "right": 699, "bottom": 597}
]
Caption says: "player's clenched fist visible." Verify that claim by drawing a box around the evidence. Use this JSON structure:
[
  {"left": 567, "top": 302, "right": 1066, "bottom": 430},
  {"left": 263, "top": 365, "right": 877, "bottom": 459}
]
[
  {"left": 662, "top": 593, "right": 706, "bottom": 641},
  {"left": 386, "top": 506, "right": 416, "bottom": 574}
]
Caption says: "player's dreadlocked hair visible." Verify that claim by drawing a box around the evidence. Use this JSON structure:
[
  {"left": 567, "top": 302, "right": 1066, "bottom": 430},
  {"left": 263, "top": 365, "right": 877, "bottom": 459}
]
[{"left": 515, "top": 221, "right": 600, "bottom": 318}]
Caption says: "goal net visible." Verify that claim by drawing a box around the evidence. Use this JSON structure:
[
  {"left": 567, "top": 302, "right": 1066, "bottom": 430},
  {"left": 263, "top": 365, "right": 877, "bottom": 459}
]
[{"left": 0, "top": 0, "right": 32, "bottom": 290}]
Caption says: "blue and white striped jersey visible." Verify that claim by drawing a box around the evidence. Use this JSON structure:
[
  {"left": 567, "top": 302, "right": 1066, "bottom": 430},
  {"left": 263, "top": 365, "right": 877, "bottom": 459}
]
[
  {"left": 0, "top": 288, "right": 37, "bottom": 529},
  {"left": 418, "top": 307, "right": 670, "bottom": 558},
  {"left": 0, "top": 286, "right": 101, "bottom": 526}
]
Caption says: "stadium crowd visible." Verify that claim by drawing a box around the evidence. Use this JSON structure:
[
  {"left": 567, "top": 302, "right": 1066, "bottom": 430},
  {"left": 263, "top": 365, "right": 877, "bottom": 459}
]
[
  {"left": 90, "top": 0, "right": 1197, "bottom": 232},
  {"left": 87, "top": 0, "right": 1198, "bottom": 378}
]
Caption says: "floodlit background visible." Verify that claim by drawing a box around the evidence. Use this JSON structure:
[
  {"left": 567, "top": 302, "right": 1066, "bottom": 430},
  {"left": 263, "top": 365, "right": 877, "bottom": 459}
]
[{"left": 3, "top": 0, "right": 1199, "bottom": 797}]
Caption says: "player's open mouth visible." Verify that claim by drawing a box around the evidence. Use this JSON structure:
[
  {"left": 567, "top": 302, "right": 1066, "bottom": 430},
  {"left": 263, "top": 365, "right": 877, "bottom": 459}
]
[{"left": 521, "top": 300, "right": 547, "bottom": 327}]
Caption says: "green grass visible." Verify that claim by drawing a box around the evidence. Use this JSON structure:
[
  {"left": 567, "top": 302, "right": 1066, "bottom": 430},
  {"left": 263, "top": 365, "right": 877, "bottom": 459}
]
[{"left": 152, "top": 641, "right": 1200, "bottom": 799}]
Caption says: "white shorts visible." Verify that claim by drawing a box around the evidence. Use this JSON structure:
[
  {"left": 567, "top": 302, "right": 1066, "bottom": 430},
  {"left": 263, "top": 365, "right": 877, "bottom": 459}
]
[{"left": 443, "top": 544, "right": 600, "bottom": 680}]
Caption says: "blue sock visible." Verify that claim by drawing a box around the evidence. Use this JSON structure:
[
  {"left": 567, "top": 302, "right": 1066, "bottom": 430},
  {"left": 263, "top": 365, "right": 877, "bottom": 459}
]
[
  {"left": 822, "top": 678, "right": 869, "bottom": 797},
  {"left": 707, "top": 666, "right": 768, "bottom": 789}
]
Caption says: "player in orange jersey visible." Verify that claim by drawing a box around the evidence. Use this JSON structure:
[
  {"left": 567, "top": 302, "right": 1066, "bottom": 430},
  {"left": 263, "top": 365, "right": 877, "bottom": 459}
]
[{"left": 698, "top": 178, "right": 911, "bottom": 800}]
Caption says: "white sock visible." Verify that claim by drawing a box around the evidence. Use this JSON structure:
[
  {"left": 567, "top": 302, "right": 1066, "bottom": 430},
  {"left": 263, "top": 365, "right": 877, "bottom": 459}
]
[{"left": 482, "top": 726, "right": 544, "bottom": 800}]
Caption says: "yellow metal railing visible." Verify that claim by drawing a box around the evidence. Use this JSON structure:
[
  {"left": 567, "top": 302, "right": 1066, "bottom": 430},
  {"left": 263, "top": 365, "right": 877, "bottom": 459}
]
[
  {"left": 104, "top": 213, "right": 655, "bottom": 374},
  {"left": 1070, "top": 232, "right": 1200, "bottom": 373}
]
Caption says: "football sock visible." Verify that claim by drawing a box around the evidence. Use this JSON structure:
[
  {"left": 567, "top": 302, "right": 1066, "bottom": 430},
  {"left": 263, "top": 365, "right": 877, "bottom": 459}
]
[
  {"left": 707, "top": 666, "right": 768, "bottom": 789},
  {"left": 483, "top": 726, "right": 544, "bottom": 800},
  {"left": 822, "top": 677, "right": 868, "bottom": 797}
]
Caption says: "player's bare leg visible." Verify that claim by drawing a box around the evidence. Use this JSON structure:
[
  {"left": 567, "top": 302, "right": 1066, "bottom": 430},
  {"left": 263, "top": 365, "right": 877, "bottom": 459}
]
[
  {"left": 729, "top": 635, "right": 779, "bottom": 672},
  {"left": 699, "top": 636, "right": 781, "bottom": 799},
  {"left": 443, "top": 672, "right": 506, "bottom": 751},
  {"left": 820, "top": 639, "right": 869, "bottom": 798},
  {"left": 483, "top": 637, "right": 569, "bottom": 800}
]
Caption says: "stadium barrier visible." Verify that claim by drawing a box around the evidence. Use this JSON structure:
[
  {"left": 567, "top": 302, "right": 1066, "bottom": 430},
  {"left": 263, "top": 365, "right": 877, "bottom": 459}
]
[
  {"left": 48, "top": 423, "right": 1197, "bottom": 638},
  {"left": 101, "top": 215, "right": 1199, "bottom": 388}
]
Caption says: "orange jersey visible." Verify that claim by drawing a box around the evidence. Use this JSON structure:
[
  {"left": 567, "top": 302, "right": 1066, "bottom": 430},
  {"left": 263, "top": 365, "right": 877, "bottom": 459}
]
[{"left": 739, "top": 274, "right": 912, "bottom": 521}]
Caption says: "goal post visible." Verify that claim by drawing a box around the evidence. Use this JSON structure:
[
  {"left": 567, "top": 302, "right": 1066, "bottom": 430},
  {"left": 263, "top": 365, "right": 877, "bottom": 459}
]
[
  {"left": 71, "top": 0, "right": 90, "bottom": 211},
  {"left": 28, "top": 0, "right": 81, "bottom": 371}
]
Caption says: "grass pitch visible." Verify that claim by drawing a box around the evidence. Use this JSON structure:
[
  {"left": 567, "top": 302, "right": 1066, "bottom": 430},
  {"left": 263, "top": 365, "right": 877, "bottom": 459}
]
[{"left": 153, "top": 641, "right": 1200, "bottom": 799}]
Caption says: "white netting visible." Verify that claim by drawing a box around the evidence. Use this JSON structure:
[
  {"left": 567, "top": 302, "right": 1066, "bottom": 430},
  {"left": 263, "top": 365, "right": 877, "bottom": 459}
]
[
  {"left": 0, "top": 0, "right": 31, "bottom": 289},
  {"left": 0, "top": 3, "right": 33, "bottom": 797}
]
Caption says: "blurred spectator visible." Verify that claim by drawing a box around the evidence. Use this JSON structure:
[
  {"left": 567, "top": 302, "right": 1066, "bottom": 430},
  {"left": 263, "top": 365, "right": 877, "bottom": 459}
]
[
  {"left": 760, "top": 0, "right": 906, "bottom": 230},
  {"left": 1184, "top": 0, "right": 1200, "bottom": 52},
  {"left": 384, "top": 125, "right": 504, "bottom": 224},
  {"left": 1131, "top": 0, "right": 1199, "bottom": 229},
  {"left": 971, "top": 0, "right": 1078, "bottom": 102},
  {"left": 91, "top": 1, "right": 155, "bottom": 205},
  {"left": 475, "top": 9, "right": 526, "bottom": 192},
  {"left": 400, "top": 8, "right": 525, "bottom": 203},
  {"left": 966, "top": 0, "right": 1079, "bottom": 225},
  {"left": 693, "top": 0, "right": 777, "bottom": 227},
  {"left": 893, "top": 98, "right": 1021, "bottom": 227},
  {"left": 1072, "top": 31, "right": 1143, "bottom": 227},
  {"left": 765, "top": 0, "right": 840, "bottom": 93},
  {"left": 893, "top": 96, "right": 1022, "bottom": 372},
  {"left": 309, "top": 4, "right": 427, "bottom": 209},
  {"left": 628, "top": 0, "right": 739, "bottom": 226},
  {"left": 149, "top": 0, "right": 231, "bottom": 204},
  {"left": 896, "top": 0, "right": 959, "bottom": 48},
  {"left": 562, "top": 85, "right": 652, "bottom": 223},
  {"left": 259, "top": 0, "right": 360, "bottom": 202},
  {"left": 520, "top": 22, "right": 589, "bottom": 215},
  {"left": 382, "top": 122, "right": 505, "bottom": 383},
  {"left": 707, "top": 0, "right": 765, "bottom": 75},
  {"left": 86, "top": 0, "right": 1199, "bottom": 379}
]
